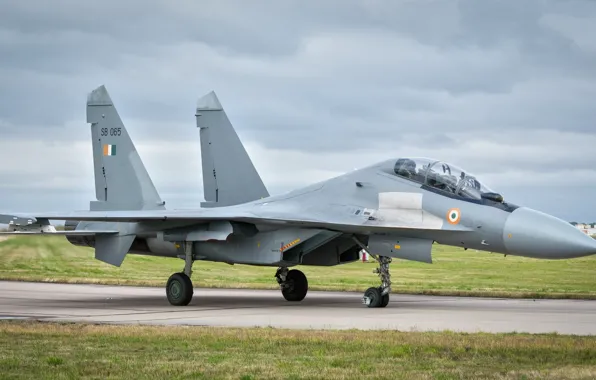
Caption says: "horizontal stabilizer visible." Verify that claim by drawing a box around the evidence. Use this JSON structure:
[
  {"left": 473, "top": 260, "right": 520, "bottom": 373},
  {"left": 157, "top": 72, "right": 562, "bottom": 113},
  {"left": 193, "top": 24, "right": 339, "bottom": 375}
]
[{"left": 94, "top": 233, "right": 135, "bottom": 267}]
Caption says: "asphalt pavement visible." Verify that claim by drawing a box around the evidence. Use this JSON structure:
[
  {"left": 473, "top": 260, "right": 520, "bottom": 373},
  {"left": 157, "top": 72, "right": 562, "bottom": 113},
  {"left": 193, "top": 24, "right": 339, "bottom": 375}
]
[{"left": 0, "top": 281, "right": 592, "bottom": 334}]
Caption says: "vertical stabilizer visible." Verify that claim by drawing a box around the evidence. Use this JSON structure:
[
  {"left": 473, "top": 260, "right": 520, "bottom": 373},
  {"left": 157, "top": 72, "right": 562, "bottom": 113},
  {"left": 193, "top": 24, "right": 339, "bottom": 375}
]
[
  {"left": 196, "top": 91, "right": 269, "bottom": 207},
  {"left": 87, "top": 85, "right": 165, "bottom": 211}
]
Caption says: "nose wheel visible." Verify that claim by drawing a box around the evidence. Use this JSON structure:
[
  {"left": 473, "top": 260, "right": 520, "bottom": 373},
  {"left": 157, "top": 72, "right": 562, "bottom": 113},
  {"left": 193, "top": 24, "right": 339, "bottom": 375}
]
[{"left": 363, "top": 286, "right": 390, "bottom": 308}]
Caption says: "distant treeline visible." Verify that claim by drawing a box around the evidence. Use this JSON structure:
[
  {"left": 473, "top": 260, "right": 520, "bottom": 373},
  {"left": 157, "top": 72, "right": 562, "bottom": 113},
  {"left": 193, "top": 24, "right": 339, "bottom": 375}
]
[{"left": 570, "top": 222, "right": 596, "bottom": 227}]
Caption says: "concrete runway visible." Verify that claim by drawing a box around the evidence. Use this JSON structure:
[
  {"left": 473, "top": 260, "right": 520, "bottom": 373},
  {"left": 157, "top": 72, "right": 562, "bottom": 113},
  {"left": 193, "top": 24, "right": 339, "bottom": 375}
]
[{"left": 0, "top": 281, "right": 593, "bottom": 335}]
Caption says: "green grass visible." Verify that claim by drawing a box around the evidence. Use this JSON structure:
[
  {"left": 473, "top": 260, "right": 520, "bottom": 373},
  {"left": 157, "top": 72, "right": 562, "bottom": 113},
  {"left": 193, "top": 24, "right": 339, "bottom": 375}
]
[
  {"left": 0, "top": 236, "right": 595, "bottom": 299},
  {"left": 1, "top": 321, "right": 596, "bottom": 379}
]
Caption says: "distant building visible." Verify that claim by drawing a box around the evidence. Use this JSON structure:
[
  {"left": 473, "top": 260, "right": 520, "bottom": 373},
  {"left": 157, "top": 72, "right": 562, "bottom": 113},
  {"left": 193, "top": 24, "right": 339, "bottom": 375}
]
[{"left": 575, "top": 225, "right": 596, "bottom": 236}]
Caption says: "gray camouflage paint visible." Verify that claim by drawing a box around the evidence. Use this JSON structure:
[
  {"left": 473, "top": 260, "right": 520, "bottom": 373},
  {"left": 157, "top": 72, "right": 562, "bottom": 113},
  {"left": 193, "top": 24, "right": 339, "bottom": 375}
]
[
  {"left": 1, "top": 85, "right": 595, "bottom": 268},
  {"left": 197, "top": 91, "right": 269, "bottom": 208}
]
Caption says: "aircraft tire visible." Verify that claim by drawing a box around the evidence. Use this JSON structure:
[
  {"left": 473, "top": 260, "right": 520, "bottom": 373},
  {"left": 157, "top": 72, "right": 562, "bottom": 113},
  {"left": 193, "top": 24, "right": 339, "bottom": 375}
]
[
  {"left": 379, "top": 289, "right": 390, "bottom": 308},
  {"left": 364, "top": 287, "right": 382, "bottom": 308},
  {"left": 281, "top": 269, "right": 308, "bottom": 302},
  {"left": 166, "top": 272, "right": 194, "bottom": 306}
]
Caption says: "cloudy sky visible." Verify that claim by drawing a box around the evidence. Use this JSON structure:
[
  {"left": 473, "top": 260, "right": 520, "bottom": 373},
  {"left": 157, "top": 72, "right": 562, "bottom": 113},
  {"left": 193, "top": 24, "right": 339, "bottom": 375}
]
[{"left": 0, "top": 0, "right": 595, "bottom": 221}]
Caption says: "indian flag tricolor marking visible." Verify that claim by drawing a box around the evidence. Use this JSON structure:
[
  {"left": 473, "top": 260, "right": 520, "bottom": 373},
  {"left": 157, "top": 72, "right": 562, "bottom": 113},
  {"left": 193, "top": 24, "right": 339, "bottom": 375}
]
[
  {"left": 446, "top": 208, "right": 461, "bottom": 225},
  {"left": 103, "top": 144, "right": 117, "bottom": 156}
]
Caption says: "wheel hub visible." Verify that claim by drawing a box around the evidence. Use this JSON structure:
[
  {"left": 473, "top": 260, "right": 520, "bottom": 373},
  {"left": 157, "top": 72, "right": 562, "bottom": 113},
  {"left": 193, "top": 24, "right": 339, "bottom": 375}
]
[
  {"left": 170, "top": 281, "right": 181, "bottom": 299},
  {"left": 284, "top": 279, "right": 295, "bottom": 293}
]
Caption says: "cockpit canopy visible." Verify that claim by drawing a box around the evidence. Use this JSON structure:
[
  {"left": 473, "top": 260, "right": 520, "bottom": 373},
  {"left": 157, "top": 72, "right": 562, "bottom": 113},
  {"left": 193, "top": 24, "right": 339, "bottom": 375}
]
[{"left": 393, "top": 157, "right": 501, "bottom": 201}]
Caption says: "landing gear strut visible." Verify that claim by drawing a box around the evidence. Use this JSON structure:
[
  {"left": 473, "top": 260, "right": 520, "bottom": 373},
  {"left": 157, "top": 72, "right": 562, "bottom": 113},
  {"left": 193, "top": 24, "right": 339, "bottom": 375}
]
[
  {"left": 166, "top": 241, "right": 194, "bottom": 306},
  {"left": 352, "top": 236, "right": 392, "bottom": 308},
  {"left": 276, "top": 267, "right": 308, "bottom": 302},
  {"left": 362, "top": 255, "right": 392, "bottom": 308}
]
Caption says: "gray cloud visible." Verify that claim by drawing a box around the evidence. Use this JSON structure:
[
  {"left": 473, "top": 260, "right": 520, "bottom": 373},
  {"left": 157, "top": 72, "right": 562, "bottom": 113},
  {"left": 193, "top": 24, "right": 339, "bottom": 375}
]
[{"left": 1, "top": 0, "right": 596, "bottom": 220}]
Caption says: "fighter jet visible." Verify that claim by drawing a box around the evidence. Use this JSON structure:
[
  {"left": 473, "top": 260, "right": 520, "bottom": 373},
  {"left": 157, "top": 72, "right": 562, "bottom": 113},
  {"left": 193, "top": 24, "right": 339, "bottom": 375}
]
[{"left": 2, "top": 85, "right": 595, "bottom": 308}]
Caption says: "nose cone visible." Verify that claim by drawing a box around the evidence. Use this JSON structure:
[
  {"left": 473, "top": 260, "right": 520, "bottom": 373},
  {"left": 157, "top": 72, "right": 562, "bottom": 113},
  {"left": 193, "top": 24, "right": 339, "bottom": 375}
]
[{"left": 503, "top": 207, "right": 596, "bottom": 259}]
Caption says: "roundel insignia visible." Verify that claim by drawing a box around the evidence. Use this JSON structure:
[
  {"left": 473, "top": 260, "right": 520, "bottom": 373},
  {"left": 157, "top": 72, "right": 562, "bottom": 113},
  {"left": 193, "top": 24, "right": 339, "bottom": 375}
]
[{"left": 447, "top": 208, "right": 461, "bottom": 225}]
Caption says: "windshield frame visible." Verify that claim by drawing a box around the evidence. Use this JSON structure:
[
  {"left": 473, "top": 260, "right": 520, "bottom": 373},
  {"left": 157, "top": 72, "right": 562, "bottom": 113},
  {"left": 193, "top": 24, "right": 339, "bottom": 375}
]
[{"left": 391, "top": 157, "right": 496, "bottom": 201}]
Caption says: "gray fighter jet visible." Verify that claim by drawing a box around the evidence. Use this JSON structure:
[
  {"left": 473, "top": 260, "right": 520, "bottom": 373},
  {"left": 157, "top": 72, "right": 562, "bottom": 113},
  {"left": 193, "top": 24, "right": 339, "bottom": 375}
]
[{"left": 2, "top": 85, "right": 595, "bottom": 308}]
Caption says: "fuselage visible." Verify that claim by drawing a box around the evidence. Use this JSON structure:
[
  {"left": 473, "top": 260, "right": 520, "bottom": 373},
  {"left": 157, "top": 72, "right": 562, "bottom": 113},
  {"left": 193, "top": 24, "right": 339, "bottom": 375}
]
[{"left": 66, "top": 157, "right": 596, "bottom": 263}]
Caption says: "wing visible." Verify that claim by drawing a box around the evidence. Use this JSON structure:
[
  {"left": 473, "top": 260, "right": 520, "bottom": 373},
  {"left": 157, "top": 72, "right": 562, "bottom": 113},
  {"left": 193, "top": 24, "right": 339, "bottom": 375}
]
[
  {"left": 0, "top": 230, "right": 118, "bottom": 236},
  {"left": 0, "top": 214, "right": 117, "bottom": 235},
  {"left": 0, "top": 206, "right": 471, "bottom": 268},
  {"left": 0, "top": 206, "right": 473, "bottom": 234}
]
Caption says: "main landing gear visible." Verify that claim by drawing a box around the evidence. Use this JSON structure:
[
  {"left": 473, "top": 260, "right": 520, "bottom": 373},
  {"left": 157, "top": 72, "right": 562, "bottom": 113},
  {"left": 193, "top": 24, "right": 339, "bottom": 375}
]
[
  {"left": 275, "top": 267, "right": 308, "bottom": 302},
  {"left": 362, "top": 255, "right": 392, "bottom": 308},
  {"left": 166, "top": 242, "right": 195, "bottom": 306}
]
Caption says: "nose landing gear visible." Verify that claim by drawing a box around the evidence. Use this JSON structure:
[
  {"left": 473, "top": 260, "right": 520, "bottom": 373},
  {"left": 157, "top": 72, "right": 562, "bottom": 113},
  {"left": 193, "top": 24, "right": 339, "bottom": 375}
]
[{"left": 362, "top": 256, "right": 392, "bottom": 308}]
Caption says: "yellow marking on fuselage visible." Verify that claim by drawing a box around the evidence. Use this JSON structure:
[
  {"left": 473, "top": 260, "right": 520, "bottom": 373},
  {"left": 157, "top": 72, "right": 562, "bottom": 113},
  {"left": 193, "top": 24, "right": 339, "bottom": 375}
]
[{"left": 280, "top": 238, "right": 301, "bottom": 252}]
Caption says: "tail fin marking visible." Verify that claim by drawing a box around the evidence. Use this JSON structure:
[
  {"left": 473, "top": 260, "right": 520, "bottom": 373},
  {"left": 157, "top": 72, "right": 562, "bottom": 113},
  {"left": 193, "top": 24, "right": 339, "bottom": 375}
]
[{"left": 86, "top": 85, "right": 165, "bottom": 211}]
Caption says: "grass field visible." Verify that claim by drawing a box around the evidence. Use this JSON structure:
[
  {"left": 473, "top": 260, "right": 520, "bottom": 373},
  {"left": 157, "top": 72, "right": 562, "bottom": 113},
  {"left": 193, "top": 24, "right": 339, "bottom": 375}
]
[
  {"left": 1, "top": 321, "right": 596, "bottom": 379},
  {"left": 0, "top": 235, "right": 595, "bottom": 299}
]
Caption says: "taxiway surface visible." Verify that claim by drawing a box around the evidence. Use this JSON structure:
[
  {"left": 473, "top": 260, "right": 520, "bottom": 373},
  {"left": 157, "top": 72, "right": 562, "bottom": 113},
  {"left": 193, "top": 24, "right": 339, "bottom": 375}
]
[{"left": 0, "top": 281, "right": 592, "bottom": 335}]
